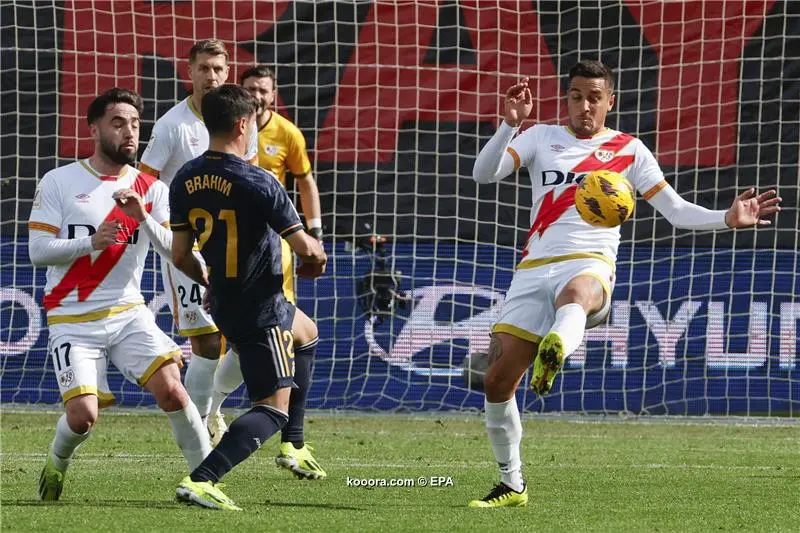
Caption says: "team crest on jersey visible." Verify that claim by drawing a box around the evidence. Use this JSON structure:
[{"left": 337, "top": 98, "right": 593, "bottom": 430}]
[
  {"left": 595, "top": 149, "right": 615, "bottom": 163},
  {"left": 550, "top": 144, "right": 566, "bottom": 152},
  {"left": 184, "top": 310, "right": 199, "bottom": 324},
  {"left": 58, "top": 370, "right": 74, "bottom": 388},
  {"left": 263, "top": 143, "right": 279, "bottom": 156}
]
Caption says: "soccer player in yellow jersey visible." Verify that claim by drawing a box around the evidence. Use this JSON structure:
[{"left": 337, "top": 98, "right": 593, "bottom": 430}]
[{"left": 208, "top": 65, "right": 327, "bottom": 480}]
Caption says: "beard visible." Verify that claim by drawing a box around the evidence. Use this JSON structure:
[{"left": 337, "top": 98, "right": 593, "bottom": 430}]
[{"left": 100, "top": 137, "right": 136, "bottom": 165}]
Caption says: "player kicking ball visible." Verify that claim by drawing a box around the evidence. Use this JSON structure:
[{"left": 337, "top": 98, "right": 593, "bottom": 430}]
[
  {"left": 29, "top": 88, "right": 211, "bottom": 501},
  {"left": 469, "top": 60, "right": 781, "bottom": 508},
  {"left": 168, "top": 84, "right": 326, "bottom": 511}
]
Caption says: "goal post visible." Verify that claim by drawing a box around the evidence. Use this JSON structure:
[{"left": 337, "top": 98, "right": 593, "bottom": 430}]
[{"left": 2, "top": 1, "right": 798, "bottom": 414}]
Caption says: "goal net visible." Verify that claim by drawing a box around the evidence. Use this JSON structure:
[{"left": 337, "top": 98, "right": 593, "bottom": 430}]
[{"left": 2, "top": 1, "right": 798, "bottom": 415}]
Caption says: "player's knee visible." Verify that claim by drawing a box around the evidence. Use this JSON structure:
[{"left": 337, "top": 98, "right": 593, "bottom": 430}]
[
  {"left": 143, "top": 362, "right": 190, "bottom": 411},
  {"left": 190, "top": 333, "right": 222, "bottom": 360},
  {"left": 151, "top": 374, "right": 190, "bottom": 412},
  {"left": 65, "top": 399, "right": 98, "bottom": 434},
  {"left": 483, "top": 366, "right": 514, "bottom": 401},
  {"left": 558, "top": 277, "right": 605, "bottom": 311}
]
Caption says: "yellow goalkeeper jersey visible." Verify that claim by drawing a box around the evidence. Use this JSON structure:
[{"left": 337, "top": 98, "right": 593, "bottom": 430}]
[{"left": 256, "top": 111, "right": 312, "bottom": 186}]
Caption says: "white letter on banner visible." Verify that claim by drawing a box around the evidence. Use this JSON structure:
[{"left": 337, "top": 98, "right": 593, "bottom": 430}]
[
  {"left": 779, "top": 302, "right": 799, "bottom": 370},
  {"left": 0, "top": 288, "right": 42, "bottom": 356},
  {"left": 636, "top": 300, "right": 701, "bottom": 368},
  {"left": 569, "top": 301, "right": 630, "bottom": 368},
  {"left": 706, "top": 302, "right": 768, "bottom": 369}
]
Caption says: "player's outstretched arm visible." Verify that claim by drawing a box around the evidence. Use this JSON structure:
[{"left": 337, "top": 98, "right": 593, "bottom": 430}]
[
  {"left": 171, "top": 230, "right": 209, "bottom": 287},
  {"left": 647, "top": 183, "right": 781, "bottom": 230},
  {"left": 286, "top": 230, "right": 327, "bottom": 279},
  {"left": 472, "top": 78, "right": 533, "bottom": 184}
]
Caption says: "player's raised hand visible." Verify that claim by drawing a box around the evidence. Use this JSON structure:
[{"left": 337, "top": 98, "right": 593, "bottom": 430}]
[
  {"left": 92, "top": 219, "right": 121, "bottom": 250},
  {"left": 504, "top": 77, "right": 533, "bottom": 128},
  {"left": 725, "top": 188, "right": 782, "bottom": 228},
  {"left": 113, "top": 188, "right": 147, "bottom": 222}
]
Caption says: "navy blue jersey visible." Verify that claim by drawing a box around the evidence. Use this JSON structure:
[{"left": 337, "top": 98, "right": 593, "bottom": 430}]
[{"left": 169, "top": 150, "right": 303, "bottom": 341}]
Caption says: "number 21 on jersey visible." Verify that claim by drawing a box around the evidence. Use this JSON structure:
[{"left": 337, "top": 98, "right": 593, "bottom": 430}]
[{"left": 189, "top": 208, "right": 238, "bottom": 278}]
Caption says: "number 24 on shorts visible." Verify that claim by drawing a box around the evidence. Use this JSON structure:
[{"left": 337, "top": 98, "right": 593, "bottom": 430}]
[{"left": 177, "top": 284, "right": 202, "bottom": 308}]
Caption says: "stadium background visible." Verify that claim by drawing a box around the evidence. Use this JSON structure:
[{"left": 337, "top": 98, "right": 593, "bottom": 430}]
[{"left": 2, "top": 1, "right": 798, "bottom": 415}]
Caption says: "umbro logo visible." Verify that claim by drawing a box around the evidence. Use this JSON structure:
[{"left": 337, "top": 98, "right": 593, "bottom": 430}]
[
  {"left": 75, "top": 193, "right": 90, "bottom": 203},
  {"left": 550, "top": 144, "right": 566, "bottom": 152},
  {"left": 189, "top": 136, "right": 200, "bottom": 147}
]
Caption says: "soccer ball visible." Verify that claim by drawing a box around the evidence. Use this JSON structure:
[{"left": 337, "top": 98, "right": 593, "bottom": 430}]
[
  {"left": 574, "top": 170, "right": 635, "bottom": 228},
  {"left": 462, "top": 351, "right": 489, "bottom": 391}
]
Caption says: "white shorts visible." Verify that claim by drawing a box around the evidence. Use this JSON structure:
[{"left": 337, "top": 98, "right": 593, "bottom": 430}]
[
  {"left": 493, "top": 258, "right": 614, "bottom": 343},
  {"left": 48, "top": 305, "right": 182, "bottom": 407},
  {"left": 160, "top": 253, "right": 218, "bottom": 337}
]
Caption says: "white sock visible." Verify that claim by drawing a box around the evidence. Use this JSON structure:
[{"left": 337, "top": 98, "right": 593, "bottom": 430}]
[
  {"left": 485, "top": 398, "right": 524, "bottom": 492},
  {"left": 51, "top": 414, "right": 91, "bottom": 471},
  {"left": 550, "top": 303, "right": 588, "bottom": 357},
  {"left": 210, "top": 349, "right": 243, "bottom": 415},
  {"left": 166, "top": 402, "right": 212, "bottom": 471},
  {"left": 184, "top": 354, "right": 218, "bottom": 418}
]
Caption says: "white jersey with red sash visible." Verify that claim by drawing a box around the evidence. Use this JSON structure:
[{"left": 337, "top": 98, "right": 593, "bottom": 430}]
[
  {"left": 28, "top": 160, "right": 168, "bottom": 324},
  {"left": 507, "top": 125, "right": 667, "bottom": 267}
]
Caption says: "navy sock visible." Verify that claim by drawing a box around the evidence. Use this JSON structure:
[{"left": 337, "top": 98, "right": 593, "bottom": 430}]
[
  {"left": 281, "top": 338, "right": 318, "bottom": 447},
  {"left": 191, "top": 404, "right": 288, "bottom": 483}
]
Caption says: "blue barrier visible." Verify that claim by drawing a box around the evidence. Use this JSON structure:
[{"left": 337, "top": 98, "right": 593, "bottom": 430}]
[{"left": 2, "top": 239, "right": 798, "bottom": 414}]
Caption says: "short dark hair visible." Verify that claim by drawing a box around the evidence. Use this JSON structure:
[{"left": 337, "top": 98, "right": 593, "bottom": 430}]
[
  {"left": 86, "top": 87, "right": 143, "bottom": 125},
  {"left": 568, "top": 60, "right": 615, "bottom": 92},
  {"left": 189, "top": 39, "right": 229, "bottom": 63},
  {"left": 239, "top": 65, "right": 276, "bottom": 86},
  {"left": 201, "top": 84, "right": 258, "bottom": 136}
]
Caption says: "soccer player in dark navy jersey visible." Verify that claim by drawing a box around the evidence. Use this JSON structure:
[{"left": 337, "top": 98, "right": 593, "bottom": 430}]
[{"left": 169, "top": 84, "right": 326, "bottom": 511}]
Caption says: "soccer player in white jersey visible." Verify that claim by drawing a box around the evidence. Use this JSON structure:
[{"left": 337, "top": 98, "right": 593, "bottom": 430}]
[
  {"left": 468, "top": 60, "right": 781, "bottom": 508},
  {"left": 139, "top": 39, "right": 257, "bottom": 425},
  {"left": 28, "top": 88, "right": 212, "bottom": 501}
]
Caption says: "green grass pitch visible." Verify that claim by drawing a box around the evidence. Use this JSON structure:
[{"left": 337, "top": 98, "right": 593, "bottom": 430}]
[{"left": 1, "top": 410, "right": 798, "bottom": 532}]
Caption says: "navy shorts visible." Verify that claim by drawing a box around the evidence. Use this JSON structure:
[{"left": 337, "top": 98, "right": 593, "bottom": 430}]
[{"left": 235, "top": 313, "right": 296, "bottom": 402}]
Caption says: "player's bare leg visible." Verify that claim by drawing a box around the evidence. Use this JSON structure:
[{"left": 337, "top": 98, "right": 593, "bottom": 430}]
[
  {"left": 469, "top": 332, "right": 534, "bottom": 508},
  {"left": 276, "top": 308, "right": 325, "bottom": 479},
  {"left": 39, "top": 394, "right": 98, "bottom": 501},
  {"left": 532, "top": 275, "right": 606, "bottom": 395},
  {"left": 184, "top": 332, "right": 222, "bottom": 422},
  {"left": 144, "top": 361, "right": 211, "bottom": 471}
]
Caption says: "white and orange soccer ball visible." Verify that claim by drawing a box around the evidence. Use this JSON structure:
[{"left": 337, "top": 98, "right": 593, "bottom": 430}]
[{"left": 575, "top": 170, "right": 635, "bottom": 228}]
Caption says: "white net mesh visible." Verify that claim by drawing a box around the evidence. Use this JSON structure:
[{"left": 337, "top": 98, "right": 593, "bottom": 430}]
[{"left": 2, "top": 1, "right": 798, "bottom": 414}]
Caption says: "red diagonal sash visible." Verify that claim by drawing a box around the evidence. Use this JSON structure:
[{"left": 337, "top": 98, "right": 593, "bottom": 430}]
[
  {"left": 521, "top": 133, "right": 637, "bottom": 256},
  {"left": 521, "top": 185, "right": 578, "bottom": 258},
  {"left": 43, "top": 172, "right": 157, "bottom": 311},
  {"left": 571, "top": 132, "right": 635, "bottom": 173}
]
